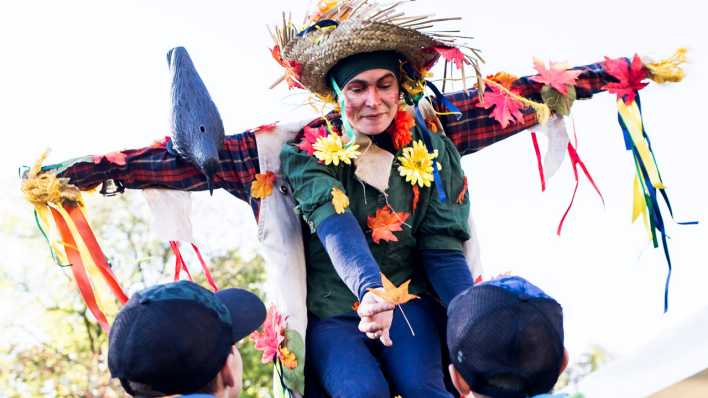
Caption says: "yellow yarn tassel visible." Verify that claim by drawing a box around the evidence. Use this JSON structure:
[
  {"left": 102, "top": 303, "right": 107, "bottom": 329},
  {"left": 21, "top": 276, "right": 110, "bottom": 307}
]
[
  {"left": 21, "top": 150, "right": 82, "bottom": 208},
  {"left": 483, "top": 78, "right": 550, "bottom": 125},
  {"left": 646, "top": 48, "right": 687, "bottom": 84}
]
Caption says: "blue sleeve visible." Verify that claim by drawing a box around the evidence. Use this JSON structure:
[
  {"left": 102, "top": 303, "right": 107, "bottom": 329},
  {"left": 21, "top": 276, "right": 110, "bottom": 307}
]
[
  {"left": 421, "top": 249, "right": 473, "bottom": 307},
  {"left": 317, "top": 213, "right": 382, "bottom": 300}
]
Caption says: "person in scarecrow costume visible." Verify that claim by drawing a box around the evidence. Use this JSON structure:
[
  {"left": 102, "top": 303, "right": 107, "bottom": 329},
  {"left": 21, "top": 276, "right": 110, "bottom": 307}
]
[{"left": 27, "top": 0, "right": 689, "bottom": 397}]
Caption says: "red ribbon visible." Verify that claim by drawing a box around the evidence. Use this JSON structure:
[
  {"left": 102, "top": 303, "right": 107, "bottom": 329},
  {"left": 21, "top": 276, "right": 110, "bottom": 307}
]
[
  {"left": 530, "top": 132, "right": 546, "bottom": 192},
  {"left": 66, "top": 205, "right": 128, "bottom": 304},
  {"left": 557, "top": 141, "right": 605, "bottom": 236},
  {"left": 169, "top": 241, "right": 193, "bottom": 281},
  {"left": 50, "top": 206, "right": 110, "bottom": 332},
  {"left": 191, "top": 243, "right": 218, "bottom": 291}
]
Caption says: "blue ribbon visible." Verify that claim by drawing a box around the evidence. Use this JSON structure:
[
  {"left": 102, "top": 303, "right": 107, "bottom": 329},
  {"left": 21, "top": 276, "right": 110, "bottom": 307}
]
[
  {"left": 425, "top": 80, "right": 463, "bottom": 120},
  {"left": 635, "top": 95, "right": 697, "bottom": 226},
  {"left": 414, "top": 105, "right": 446, "bottom": 201},
  {"left": 616, "top": 91, "right": 697, "bottom": 312},
  {"left": 297, "top": 19, "right": 339, "bottom": 37}
]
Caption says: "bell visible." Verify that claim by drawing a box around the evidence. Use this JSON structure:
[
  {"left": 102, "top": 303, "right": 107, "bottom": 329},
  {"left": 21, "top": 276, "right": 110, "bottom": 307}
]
[{"left": 99, "top": 179, "right": 125, "bottom": 196}]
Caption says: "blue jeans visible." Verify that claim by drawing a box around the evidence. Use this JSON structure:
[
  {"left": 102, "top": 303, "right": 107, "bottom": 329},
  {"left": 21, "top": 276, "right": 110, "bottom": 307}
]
[{"left": 305, "top": 296, "right": 453, "bottom": 398}]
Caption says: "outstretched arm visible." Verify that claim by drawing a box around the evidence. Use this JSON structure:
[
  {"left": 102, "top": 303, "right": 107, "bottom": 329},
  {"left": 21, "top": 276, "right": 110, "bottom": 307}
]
[
  {"left": 46, "top": 132, "right": 260, "bottom": 203},
  {"left": 436, "top": 61, "right": 612, "bottom": 156}
]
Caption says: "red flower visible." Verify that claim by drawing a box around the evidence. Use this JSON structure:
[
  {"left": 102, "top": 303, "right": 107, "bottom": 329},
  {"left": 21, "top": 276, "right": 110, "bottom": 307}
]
[
  {"left": 297, "top": 125, "right": 329, "bottom": 155},
  {"left": 250, "top": 304, "right": 286, "bottom": 363}
]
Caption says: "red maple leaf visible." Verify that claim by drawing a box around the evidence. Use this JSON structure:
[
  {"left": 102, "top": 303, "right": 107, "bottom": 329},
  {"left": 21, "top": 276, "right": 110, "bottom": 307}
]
[
  {"left": 529, "top": 58, "right": 582, "bottom": 95},
  {"left": 150, "top": 136, "right": 170, "bottom": 148},
  {"left": 435, "top": 46, "right": 470, "bottom": 70},
  {"left": 602, "top": 54, "right": 648, "bottom": 104},
  {"left": 367, "top": 207, "right": 410, "bottom": 244},
  {"left": 251, "top": 122, "right": 278, "bottom": 134},
  {"left": 476, "top": 85, "right": 526, "bottom": 128},
  {"left": 92, "top": 151, "right": 127, "bottom": 166},
  {"left": 297, "top": 125, "right": 328, "bottom": 155}
]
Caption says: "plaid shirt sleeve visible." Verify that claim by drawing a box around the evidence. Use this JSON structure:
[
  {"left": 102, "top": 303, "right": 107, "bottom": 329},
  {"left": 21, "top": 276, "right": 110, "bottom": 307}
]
[
  {"left": 56, "top": 132, "right": 260, "bottom": 207},
  {"left": 435, "top": 61, "right": 613, "bottom": 156}
]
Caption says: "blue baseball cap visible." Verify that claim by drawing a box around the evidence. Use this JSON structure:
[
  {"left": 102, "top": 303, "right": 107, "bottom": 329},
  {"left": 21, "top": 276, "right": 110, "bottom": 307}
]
[
  {"left": 108, "top": 280, "right": 266, "bottom": 396},
  {"left": 447, "top": 276, "right": 565, "bottom": 398}
]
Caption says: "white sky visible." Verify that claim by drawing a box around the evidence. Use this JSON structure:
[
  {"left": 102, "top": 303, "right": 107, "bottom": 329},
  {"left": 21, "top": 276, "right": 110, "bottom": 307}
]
[{"left": 1, "top": 0, "right": 707, "bottom": 365}]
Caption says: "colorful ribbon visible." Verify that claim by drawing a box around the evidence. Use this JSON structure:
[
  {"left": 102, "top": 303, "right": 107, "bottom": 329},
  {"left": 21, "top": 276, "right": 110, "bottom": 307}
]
[
  {"left": 48, "top": 203, "right": 128, "bottom": 332},
  {"left": 616, "top": 93, "right": 697, "bottom": 312},
  {"left": 414, "top": 105, "right": 446, "bottom": 201}
]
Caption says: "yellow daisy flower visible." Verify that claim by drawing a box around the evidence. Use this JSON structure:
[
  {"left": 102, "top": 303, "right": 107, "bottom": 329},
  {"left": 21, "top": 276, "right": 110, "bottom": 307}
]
[
  {"left": 397, "top": 140, "right": 439, "bottom": 188},
  {"left": 313, "top": 133, "right": 360, "bottom": 166}
]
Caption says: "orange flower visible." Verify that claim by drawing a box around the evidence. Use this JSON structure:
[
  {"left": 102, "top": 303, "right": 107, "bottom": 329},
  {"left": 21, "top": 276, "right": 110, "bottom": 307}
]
[
  {"left": 278, "top": 347, "right": 298, "bottom": 369},
  {"left": 391, "top": 107, "right": 415, "bottom": 150},
  {"left": 486, "top": 71, "right": 519, "bottom": 90}
]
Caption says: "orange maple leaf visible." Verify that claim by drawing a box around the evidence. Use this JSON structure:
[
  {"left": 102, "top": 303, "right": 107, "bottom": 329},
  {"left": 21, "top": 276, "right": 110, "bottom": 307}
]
[
  {"left": 368, "top": 273, "right": 419, "bottom": 305},
  {"left": 331, "top": 187, "right": 349, "bottom": 214},
  {"left": 367, "top": 207, "right": 410, "bottom": 244},
  {"left": 251, "top": 172, "right": 276, "bottom": 199}
]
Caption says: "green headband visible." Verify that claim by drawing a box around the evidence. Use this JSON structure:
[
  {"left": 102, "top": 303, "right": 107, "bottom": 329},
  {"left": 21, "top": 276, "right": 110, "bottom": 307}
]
[{"left": 328, "top": 50, "right": 402, "bottom": 90}]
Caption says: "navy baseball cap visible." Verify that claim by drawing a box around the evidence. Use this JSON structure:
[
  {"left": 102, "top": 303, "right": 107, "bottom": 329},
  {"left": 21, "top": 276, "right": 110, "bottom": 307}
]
[
  {"left": 447, "top": 276, "right": 565, "bottom": 398},
  {"left": 108, "top": 280, "right": 266, "bottom": 396}
]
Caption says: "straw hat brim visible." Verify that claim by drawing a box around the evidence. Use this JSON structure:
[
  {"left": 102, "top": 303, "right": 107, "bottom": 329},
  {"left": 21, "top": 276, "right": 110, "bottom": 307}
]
[{"left": 284, "top": 18, "right": 445, "bottom": 97}]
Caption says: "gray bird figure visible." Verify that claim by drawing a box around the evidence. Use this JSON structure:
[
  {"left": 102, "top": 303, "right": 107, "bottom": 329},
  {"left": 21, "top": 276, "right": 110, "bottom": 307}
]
[{"left": 167, "top": 46, "right": 224, "bottom": 194}]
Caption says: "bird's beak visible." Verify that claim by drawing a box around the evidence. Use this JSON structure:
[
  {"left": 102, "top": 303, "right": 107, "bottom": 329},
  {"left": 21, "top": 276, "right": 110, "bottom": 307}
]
[{"left": 201, "top": 159, "right": 219, "bottom": 196}]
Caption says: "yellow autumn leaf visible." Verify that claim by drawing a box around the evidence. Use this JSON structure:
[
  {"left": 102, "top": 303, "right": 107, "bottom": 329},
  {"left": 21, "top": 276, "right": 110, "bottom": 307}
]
[
  {"left": 368, "top": 273, "right": 419, "bottom": 305},
  {"left": 251, "top": 172, "right": 276, "bottom": 199},
  {"left": 331, "top": 187, "right": 349, "bottom": 214}
]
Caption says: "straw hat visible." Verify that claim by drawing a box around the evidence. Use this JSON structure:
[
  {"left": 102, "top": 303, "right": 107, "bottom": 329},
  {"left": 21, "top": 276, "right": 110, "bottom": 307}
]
[{"left": 270, "top": 0, "right": 483, "bottom": 99}]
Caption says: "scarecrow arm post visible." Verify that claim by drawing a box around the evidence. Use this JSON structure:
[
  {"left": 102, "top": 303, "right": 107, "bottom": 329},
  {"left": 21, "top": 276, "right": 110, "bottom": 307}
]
[
  {"left": 48, "top": 132, "right": 260, "bottom": 204},
  {"left": 438, "top": 61, "right": 614, "bottom": 156}
]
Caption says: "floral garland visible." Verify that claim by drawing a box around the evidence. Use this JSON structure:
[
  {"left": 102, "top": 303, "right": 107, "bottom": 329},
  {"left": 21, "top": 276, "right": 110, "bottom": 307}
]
[{"left": 390, "top": 105, "right": 415, "bottom": 150}]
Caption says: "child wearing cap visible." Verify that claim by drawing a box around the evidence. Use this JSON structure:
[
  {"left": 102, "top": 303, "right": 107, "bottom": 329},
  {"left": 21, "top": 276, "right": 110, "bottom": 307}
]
[
  {"left": 446, "top": 276, "right": 570, "bottom": 398},
  {"left": 107, "top": 280, "right": 266, "bottom": 398}
]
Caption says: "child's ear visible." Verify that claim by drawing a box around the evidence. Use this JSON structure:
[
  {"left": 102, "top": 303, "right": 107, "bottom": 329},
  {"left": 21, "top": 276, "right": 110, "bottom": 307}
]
[
  {"left": 559, "top": 348, "right": 570, "bottom": 374},
  {"left": 220, "top": 351, "right": 237, "bottom": 388},
  {"left": 449, "top": 364, "right": 471, "bottom": 396}
]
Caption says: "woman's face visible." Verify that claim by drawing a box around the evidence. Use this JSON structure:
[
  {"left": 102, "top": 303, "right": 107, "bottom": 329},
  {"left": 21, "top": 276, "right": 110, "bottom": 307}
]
[{"left": 341, "top": 68, "right": 400, "bottom": 136}]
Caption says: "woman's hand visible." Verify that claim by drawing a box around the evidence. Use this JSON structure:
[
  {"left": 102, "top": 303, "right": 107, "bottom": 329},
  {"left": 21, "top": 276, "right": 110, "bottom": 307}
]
[{"left": 357, "top": 291, "right": 395, "bottom": 346}]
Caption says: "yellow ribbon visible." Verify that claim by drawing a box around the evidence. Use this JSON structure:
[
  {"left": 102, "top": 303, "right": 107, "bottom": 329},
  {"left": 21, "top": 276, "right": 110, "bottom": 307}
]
[
  {"left": 49, "top": 202, "right": 119, "bottom": 316},
  {"left": 616, "top": 99, "right": 665, "bottom": 189},
  {"left": 631, "top": 174, "right": 651, "bottom": 239}
]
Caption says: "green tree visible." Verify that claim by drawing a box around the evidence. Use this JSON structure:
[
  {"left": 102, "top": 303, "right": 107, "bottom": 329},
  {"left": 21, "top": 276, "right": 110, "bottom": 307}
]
[{"left": 0, "top": 191, "right": 272, "bottom": 397}]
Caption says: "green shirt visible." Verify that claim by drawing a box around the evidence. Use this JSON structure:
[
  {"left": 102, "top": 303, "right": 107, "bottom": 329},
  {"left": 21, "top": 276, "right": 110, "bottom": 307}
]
[{"left": 280, "top": 123, "right": 470, "bottom": 319}]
